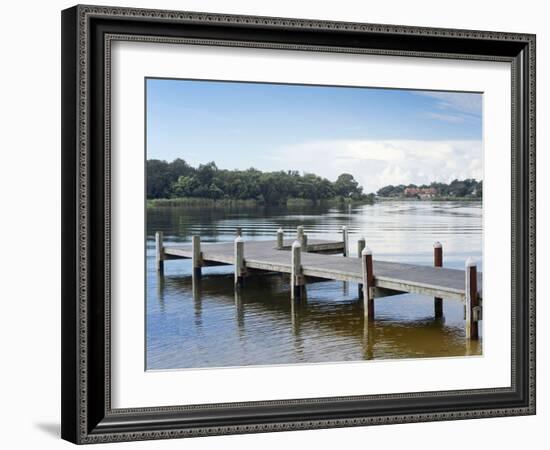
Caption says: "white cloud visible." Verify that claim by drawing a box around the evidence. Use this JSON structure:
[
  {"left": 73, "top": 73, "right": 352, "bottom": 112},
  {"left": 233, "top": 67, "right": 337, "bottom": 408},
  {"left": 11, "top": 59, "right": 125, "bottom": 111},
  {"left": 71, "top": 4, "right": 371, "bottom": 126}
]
[
  {"left": 424, "top": 112, "right": 466, "bottom": 124},
  {"left": 417, "top": 91, "right": 482, "bottom": 116},
  {"left": 269, "top": 139, "right": 482, "bottom": 194}
]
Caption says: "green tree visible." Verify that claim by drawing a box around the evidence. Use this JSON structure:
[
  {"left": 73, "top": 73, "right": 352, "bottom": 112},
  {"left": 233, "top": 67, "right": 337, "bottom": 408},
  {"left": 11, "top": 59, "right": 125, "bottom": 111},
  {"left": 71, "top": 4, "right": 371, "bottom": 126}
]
[{"left": 334, "top": 173, "right": 361, "bottom": 197}]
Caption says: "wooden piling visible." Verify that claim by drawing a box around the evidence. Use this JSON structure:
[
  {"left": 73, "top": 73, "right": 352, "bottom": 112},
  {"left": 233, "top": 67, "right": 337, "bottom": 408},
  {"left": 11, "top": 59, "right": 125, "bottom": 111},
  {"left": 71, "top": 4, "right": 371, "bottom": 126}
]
[
  {"left": 192, "top": 235, "right": 202, "bottom": 279},
  {"left": 234, "top": 236, "right": 245, "bottom": 287},
  {"left": 236, "top": 227, "right": 242, "bottom": 237},
  {"left": 161, "top": 233, "right": 482, "bottom": 310},
  {"left": 465, "top": 257, "right": 479, "bottom": 339},
  {"left": 276, "top": 227, "right": 284, "bottom": 249},
  {"left": 362, "top": 247, "right": 375, "bottom": 320},
  {"left": 342, "top": 226, "right": 348, "bottom": 257},
  {"left": 291, "top": 241, "right": 304, "bottom": 300},
  {"left": 155, "top": 231, "right": 164, "bottom": 273},
  {"left": 297, "top": 225, "right": 308, "bottom": 251},
  {"left": 434, "top": 241, "right": 443, "bottom": 318},
  {"left": 357, "top": 237, "right": 366, "bottom": 298}
]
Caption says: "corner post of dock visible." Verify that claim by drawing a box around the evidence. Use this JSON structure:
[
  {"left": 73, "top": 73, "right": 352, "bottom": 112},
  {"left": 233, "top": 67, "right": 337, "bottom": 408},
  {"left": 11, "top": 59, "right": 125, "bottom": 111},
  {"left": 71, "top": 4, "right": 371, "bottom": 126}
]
[
  {"left": 291, "top": 241, "right": 304, "bottom": 300},
  {"left": 342, "top": 226, "right": 348, "bottom": 257},
  {"left": 357, "top": 237, "right": 366, "bottom": 298},
  {"left": 276, "top": 227, "right": 284, "bottom": 249},
  {"left": 155, "top": 231, "right": 164, "bottom": 273},
  {"left": 362, "top": 246, "right": 375, "bottom": 320},
  {"left": 433, "top": 241, "right": 443, "bottom": 318},
  {"left": 465, "top": 257, "right": 480, "bottom": 339},
  {"left": 192, "top": 235, "right": 202, "bottom": 279},
  {"left": 234, "top": 236, "right": 245, "bottom": 287}
]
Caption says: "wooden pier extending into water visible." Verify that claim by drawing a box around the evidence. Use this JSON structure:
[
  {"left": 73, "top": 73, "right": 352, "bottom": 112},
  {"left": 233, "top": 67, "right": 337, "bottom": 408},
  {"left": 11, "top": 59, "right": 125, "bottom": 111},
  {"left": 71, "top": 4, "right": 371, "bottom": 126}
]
[{"left": 155, "top": 226, "right": 482, "bottom": 339}]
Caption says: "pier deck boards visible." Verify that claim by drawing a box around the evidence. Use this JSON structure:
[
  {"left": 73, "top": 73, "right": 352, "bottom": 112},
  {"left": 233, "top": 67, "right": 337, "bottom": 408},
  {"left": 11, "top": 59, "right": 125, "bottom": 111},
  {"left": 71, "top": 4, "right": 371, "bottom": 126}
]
[{"left": 162, "top": 238, "right": 482, "bottom": 302}]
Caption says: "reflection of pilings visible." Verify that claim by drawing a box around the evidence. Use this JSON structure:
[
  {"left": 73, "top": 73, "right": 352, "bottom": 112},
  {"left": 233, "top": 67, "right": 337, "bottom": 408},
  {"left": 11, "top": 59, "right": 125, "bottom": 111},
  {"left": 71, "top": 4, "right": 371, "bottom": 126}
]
[
  {"left": 167, "top": 274, "right": 479, "bottom": 358},
  {"left": 192, "top": 275, "right": 202, "bottom": 327},
  {"left": 290, "top": 297, "right": 301, "bottom": 337},
  {"left": 155, "top": 270, "right": 166, "bottom": 313},
  {"left": 234, "top": 287, "right": 245, "bottom": 332},
  {"left": 362, "top": 317, "right": 374, "bottom": 360},
  {"left": 290, "top": 290, "right": 306, "bottom": 358},
  {"left": 464, "top": 333, "right": 482, "bottom": 356}
]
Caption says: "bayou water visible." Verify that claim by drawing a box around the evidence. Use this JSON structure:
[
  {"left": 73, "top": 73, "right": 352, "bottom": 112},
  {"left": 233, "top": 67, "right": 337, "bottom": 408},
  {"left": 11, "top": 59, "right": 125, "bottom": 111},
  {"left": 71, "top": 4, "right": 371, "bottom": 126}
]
[{"left": 146, "top": 201, "right": 482, "bottom": 370}]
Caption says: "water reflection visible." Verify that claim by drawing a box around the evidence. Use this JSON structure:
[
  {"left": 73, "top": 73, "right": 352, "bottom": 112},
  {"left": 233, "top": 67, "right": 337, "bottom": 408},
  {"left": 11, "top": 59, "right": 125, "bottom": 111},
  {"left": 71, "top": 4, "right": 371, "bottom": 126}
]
[{"left": 146, "top": 201, "right": 482, "bottom": 370}]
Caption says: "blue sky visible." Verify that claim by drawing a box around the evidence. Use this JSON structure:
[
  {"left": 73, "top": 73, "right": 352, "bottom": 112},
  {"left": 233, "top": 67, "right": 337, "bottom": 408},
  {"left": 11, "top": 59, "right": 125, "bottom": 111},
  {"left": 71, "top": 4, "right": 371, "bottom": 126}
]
[{"left": 146, "top": 78, "right": 482, "bottom": 193}]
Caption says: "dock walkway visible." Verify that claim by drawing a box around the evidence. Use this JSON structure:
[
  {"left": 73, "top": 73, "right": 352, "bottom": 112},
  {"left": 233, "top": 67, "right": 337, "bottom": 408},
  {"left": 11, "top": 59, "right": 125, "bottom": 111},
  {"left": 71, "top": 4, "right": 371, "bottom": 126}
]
[{"left": 155, "top": 227, "right": 482, "bottom": 339}]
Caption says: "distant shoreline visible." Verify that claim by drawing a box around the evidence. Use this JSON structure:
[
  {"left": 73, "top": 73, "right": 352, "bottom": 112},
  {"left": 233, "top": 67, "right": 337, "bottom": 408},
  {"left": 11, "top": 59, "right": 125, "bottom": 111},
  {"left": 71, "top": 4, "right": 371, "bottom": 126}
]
[
  {"left": 147, "top": 196, "right": 481, "bottom": 208},
  {"left": 376, "top": 196, "right": 482, "bottom": 202},
  {"left": 147, "top": 196, "right": 374, "bottom": 208}
]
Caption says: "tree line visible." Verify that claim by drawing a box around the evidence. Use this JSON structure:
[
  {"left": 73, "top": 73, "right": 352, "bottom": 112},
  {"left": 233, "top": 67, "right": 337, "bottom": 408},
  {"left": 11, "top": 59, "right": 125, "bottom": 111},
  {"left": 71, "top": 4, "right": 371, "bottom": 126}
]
[
  {"left": 376, "top": 178, "right": 482, "bottom": 198},
  {"left": 147, "top": 159, "right": 372, "bottom": 205}
]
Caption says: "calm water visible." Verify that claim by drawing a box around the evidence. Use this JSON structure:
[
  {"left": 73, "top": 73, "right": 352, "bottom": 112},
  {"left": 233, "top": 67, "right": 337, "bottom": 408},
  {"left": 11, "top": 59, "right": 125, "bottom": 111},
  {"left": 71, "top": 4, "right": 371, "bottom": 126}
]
[{"left": 146, "top": 201, "right": 482, "bottom": 370}]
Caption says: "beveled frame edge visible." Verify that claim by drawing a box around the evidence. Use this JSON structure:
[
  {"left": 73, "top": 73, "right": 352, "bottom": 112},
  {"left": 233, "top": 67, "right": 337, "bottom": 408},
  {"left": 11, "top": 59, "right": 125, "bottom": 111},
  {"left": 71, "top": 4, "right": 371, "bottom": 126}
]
[{"left": 61, "top": 4, "right": 536, "bottom": 444}]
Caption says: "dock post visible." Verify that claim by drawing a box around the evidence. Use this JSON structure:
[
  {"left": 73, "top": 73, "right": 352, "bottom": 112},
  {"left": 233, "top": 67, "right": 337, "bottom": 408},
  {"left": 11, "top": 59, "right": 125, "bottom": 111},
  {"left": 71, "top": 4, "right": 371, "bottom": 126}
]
[
  {"left": 361, "top": 247, "right": 375, "bottom": 320},
  {"left": 276, "top": 227, "right": 284, "bottom": 249},
  {"left": 297, "top": 225, "right": 304, "bottom": 240},
  {"left": 234, "top": 236, "right": 245, "bottom": 287},
  {"left": 192, "top": 235, "right": 202, "bottom": 279},
  {"left": 342, "top": 226, "right": 348, "bottom": 256},
  {"left": 297, "top": 225, "right": 308, "bottom": 252},
  {"left": 465, "top": 257, "right": 479, "bottom": 339},
  {"left": 301, "top": 233, "right": 308, "bottom": 251},
  {"left": 236, "top": 227, "right": 242, "bottom": 237},
  {"left": 155, "top": 231, "right": 164, "bottom": 273},
  {"left": 357, "top": 237, "right": 366, "bottom": 298},
  {"left": 434, "top": 242, "right": 443, "bottom": 318},
  {"left": 291, "top": 241, "right": 304, "bottom": 300}
]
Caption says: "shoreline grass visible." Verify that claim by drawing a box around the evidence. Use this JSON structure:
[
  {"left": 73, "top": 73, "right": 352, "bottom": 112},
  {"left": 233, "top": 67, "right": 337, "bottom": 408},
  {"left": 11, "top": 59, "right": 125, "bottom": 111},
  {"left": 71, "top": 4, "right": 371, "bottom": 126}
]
[{"left": 147, "top": 196, "right": 374, "bottom": 208}]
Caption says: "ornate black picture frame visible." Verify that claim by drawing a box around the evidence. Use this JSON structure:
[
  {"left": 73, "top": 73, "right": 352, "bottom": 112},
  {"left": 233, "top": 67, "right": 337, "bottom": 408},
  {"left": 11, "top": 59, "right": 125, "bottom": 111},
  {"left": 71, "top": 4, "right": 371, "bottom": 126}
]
[{"left": 61, "top": 4, "right": 536, "bottom": 444}]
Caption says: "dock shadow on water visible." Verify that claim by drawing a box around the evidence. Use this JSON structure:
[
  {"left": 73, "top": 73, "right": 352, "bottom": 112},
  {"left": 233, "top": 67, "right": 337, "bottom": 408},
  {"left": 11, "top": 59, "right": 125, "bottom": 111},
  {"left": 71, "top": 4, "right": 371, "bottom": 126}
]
[{"left": 146, "top": 201, "right": 482, "bottom": 370}]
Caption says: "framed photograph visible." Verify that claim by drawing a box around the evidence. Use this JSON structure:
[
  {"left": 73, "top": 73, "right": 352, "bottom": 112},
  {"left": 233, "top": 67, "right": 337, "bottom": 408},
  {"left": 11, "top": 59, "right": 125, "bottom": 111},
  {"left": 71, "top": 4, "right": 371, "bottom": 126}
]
[{"left": 61, "top": 4, "right": 536, "bottom": 444}]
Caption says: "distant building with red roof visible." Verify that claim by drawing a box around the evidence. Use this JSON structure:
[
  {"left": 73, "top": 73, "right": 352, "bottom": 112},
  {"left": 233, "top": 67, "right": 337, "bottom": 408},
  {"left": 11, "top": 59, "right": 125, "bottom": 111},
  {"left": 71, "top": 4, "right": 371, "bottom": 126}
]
[{"left": 404, "top": 187, "right": 438, "bottom": 199}]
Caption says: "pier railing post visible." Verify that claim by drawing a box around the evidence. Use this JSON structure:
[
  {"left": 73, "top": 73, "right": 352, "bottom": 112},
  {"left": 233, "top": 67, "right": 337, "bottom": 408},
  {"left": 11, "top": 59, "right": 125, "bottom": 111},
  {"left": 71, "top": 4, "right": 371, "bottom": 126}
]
[
  {"left": 291, "top": 241, "right": 304, "bottom": 300},
  {"left": 342, "top": 226, "right": 348, "bottom": 257},
  {"left": 357, "top": 237, "right": 366, "bottom": 298},
  {"left": 434, "top": 242, "right": 443, "bottom": 318},
  {"left": 362, "top": 247, "right": 375, "bottom": 320},
  {"left": 234, "top": 236, "right": 245, "bottom": 287},
  {"left": 276, "top": 227, "right": 284, "bottom": 249},
  {"left": 465, "top": 257, "right": 479, "bottom": 339},
  {"left": 155, "top": 231, "right": 164, "bottom": 273},
  {"left": 192, "top": 235, "right": 202, "bottom": 280}
]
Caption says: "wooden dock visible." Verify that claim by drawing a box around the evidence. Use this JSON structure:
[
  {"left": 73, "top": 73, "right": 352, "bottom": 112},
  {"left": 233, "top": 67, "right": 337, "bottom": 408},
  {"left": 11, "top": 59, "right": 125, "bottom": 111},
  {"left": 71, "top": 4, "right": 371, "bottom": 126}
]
[{"left": 155, "top": 227, "right": 482, "bottom": 339}]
